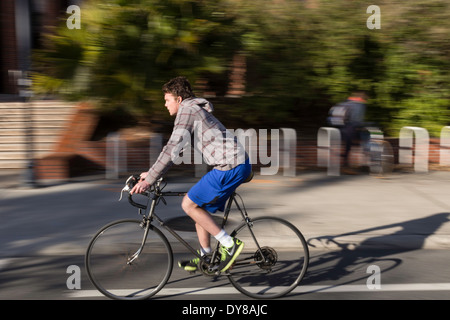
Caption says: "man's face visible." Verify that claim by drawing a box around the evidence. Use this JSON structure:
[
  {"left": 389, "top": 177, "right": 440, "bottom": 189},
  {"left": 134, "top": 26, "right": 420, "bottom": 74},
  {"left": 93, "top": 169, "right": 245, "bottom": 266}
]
[{"left": 164, "top": 93, "right": 181, "bottom": 116}]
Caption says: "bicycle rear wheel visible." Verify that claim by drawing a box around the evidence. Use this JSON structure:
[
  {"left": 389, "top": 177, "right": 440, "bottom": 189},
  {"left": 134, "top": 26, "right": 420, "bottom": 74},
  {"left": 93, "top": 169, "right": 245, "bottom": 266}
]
[
  {"left": 370, "top": 140, "right": 394, "bottom": 175},
  {"left": 85, "top": 219, "right": 173, "bottom": 300},
  {"left": 228, "top": 217, "right": 309, "bottom": 299}
]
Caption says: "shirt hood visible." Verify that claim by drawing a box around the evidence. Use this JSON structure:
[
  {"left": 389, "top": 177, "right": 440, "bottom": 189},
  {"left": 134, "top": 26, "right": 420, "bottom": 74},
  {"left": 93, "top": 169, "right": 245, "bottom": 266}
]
[{"left": 182, "top": 97, "right": 214, "bottom": 113}]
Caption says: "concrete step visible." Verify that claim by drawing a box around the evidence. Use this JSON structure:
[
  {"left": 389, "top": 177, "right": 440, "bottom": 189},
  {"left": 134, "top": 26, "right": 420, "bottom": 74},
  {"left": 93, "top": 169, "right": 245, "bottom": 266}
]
[
  {"left": 0, "top": 121, "right": 67, "bottom": 129},
  {"left": 0, "top": 145, "right": 64, "bottom": 160},
  {"left": 0, "top": 114, "right": 74, "bottom": 122},
  {"left": 0, "top": 100, "right": 78, "bottom": 169},
  {"left": 0, "top": 159, "right": 28, "bottom": 169},
  {"left": 0, "top": 135, "right": 58, "bottom": 144},
  {"left": 0, "top": 142, "right": 54, "bottom": 152},
  {"left": 0, "top": 151, "right": 27, "bottom": 160},
  {"left": 0, "top": 127, "right": 67, "bottom": 136}
]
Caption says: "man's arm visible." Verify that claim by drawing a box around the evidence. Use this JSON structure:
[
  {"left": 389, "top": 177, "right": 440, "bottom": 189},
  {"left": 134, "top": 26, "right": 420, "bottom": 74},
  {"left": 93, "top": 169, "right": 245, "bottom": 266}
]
[
  {"left": 130, "top": 109, "right": 195, "bottom": 195},
  {"left": 143, "top": 105, "right": 196, "bottom": 186}
]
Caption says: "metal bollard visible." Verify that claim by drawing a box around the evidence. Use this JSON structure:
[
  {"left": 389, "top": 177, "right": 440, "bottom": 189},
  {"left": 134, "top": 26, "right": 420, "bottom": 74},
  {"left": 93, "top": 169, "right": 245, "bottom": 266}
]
[
  {"left": 440, "top": 126, "right": 450, "bottom": 166},
  {"left": 317, "top": 127, "right": 341, "bottom": 176},
  {"left": 281, "top": 128, "right": 297, "bottom": 177},
  {"left": 399, "top": 126, "right": 429, "bottom": 173},
  {"left": 106, "top": 132, "right": 127, "bottom": 179}
]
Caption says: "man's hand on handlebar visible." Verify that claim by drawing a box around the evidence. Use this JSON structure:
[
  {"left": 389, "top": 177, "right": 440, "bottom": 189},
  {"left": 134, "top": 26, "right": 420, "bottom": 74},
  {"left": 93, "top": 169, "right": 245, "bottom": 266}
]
[
  {"left": 129, "top": 172, "right": 151, "bottom": 195},
  {"left": 139, "top": 172, "right": 149, "bottom": 180}
]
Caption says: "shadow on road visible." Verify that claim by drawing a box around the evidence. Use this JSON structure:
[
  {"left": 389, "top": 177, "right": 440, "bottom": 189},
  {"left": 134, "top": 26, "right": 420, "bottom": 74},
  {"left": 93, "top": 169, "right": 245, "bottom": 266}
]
[{"left": 300, "top": 212, "right": 449, "bottom": 292}]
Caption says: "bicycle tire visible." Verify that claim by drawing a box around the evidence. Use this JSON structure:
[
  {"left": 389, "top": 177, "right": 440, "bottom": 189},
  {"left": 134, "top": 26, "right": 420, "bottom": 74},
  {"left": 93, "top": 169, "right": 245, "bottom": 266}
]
[
  {"left": 369, "top": 140, "right": 394, "bottom": 175},
  {"left": 85, "top": 219, "right": 173, "bottom": 300},
  {"left": 227, "top": 216, "right": 309, "bottom": 299}
]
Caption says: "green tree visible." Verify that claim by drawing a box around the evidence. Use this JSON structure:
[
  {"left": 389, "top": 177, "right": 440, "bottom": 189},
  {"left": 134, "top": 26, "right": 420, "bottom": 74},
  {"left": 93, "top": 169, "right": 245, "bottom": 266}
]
[
  {"left": 32, "top": 0, "right": 450, "bottom": 137},
  {"left": 306, "top": 0, "right": 450, "bottom": 136},
  {"left": 32, "top": 0, "right": 241, "bottom": 118}
]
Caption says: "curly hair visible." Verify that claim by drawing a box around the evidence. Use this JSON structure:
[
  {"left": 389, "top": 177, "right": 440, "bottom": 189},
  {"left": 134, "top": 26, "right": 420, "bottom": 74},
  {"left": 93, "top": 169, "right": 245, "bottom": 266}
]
[{"left": 162, "top": 76, "right": 195, "bottom": 100}]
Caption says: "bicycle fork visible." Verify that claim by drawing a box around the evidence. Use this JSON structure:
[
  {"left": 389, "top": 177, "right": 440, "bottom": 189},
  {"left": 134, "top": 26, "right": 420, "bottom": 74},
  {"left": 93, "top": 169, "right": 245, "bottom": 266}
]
[
  {"left": 127, "top": 219, "right": 151, "bottom": 265},
  {"left": 126, "top": 195, "right": 159, "bottom": 265}
]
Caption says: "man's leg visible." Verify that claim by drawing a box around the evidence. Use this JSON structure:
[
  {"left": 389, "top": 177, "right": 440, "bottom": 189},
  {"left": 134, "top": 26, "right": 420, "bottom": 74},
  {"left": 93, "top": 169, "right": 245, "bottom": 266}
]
[
  {"left": 341, "top": 126, "right": 351, "bottom": 167},
  {"left": 182, "top": 194, "right": 221, "bottom": 244},
  {"left": 194, "top": 223, "right": 211, "bottom": 253},
  {"left": 177, "top": 195, "right": 218, "bottom": 271},
  {"left": 181, "top": 194, "right": 243, "bottom": 272}
]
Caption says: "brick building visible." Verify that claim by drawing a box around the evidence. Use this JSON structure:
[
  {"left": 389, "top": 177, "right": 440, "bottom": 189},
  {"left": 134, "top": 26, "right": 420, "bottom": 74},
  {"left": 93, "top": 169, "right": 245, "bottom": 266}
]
[{"left": 0, "top": 0, "right": 81, "bottom": 97}]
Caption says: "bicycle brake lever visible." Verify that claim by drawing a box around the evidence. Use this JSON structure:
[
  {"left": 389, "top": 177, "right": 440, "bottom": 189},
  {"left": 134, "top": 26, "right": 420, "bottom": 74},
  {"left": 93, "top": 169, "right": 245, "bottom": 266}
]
[
  {"left": 119, "top": 185, "right": 130, "bottom": 201},
  {"left": 119, "top": 175, "right": 139, "bottom": 201}
]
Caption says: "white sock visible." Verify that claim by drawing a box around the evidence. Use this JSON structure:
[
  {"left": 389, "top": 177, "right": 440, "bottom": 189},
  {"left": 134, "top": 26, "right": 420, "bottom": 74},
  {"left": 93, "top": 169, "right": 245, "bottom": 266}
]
[
  {"left": 214, "top": 229, "right": 234, "bottom": 248},
  {"left": 200, "top": 247, "right": 211, "bottom": 256}
]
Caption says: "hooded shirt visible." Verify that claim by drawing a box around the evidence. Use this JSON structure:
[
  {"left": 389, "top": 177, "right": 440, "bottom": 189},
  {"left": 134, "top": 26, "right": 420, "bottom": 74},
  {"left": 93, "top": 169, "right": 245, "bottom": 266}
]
[{"left": 145, "top": 97, "right": 247, "bottom": 185}]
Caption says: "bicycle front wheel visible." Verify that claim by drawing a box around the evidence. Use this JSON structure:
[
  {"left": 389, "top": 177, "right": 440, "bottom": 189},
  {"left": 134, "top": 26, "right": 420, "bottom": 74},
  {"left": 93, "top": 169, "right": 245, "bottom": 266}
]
[
  {"left": 228, "top": 217, "right": 309, "bottom": 299},
  {"left": 85, "top": 219, "right": 173, "bottom": 300}
]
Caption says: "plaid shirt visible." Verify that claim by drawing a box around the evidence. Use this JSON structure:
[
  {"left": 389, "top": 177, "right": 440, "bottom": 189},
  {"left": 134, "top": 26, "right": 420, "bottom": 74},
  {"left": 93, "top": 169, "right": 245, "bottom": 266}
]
[{"left": 145, "top": 98, "right": 247, "bottom": 185}]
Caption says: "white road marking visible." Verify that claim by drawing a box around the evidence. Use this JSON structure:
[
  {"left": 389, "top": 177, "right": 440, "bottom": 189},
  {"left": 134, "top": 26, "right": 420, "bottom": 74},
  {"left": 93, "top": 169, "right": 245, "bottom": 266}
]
[{"left": 67, "top": 283, "right": 450, "bottom": 298}]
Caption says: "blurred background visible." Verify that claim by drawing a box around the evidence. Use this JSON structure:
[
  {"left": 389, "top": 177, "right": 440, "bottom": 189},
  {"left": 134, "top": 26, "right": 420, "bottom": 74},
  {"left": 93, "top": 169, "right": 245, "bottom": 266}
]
[{"left": 1, "top": 0, "right": 450, "bottom": 183}]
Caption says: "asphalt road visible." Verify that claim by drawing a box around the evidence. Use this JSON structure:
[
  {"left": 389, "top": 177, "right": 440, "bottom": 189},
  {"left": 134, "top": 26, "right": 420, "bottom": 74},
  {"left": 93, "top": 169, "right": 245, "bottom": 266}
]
[
  {"left": 1, "top": 249, "right": 449, "bottom": 301},
  {"left": 1, "top": 169, "right": 450, "bottom": 305}
]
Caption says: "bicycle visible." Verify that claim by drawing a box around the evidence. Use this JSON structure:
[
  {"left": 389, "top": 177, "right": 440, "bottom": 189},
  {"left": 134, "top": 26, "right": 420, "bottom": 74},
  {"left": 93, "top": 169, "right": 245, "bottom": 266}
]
[
  {"left": 85, "top": 173, "right": 309, "bottom": 300},
  {"left": 363, "top": 125, "right": 395, "bottom": 176}
]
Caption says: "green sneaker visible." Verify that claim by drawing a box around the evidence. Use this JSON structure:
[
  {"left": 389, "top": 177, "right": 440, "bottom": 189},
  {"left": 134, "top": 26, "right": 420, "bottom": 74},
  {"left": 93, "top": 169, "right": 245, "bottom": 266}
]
[
  {"left": 218, "top": 238, "right": 244, "bottom": 272},
  {"left": 178, "top": 256, "right": 200, "bottom": 272}
]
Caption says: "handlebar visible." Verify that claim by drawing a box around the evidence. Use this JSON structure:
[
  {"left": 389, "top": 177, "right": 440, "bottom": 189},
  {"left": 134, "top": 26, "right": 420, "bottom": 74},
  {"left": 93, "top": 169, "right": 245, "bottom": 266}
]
[
  {"left": 127, "top": 193, "right": 147, "bottom": 210},
  {"left": 119, "top": 175, "right": 164, "bottom": 210},
  {"left": 119, "top": 175, "right": 186, "bottom": 210}
]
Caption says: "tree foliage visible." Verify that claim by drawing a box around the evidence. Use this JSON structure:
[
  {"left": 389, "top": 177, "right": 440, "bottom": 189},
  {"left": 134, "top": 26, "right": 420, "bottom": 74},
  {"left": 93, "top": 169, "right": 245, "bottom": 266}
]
[
  {"left": 32, "top": 0, "right": 450, "bottom": 136},
  {"left": 33, "top": 0, "right": 241, "bottom": 117}
]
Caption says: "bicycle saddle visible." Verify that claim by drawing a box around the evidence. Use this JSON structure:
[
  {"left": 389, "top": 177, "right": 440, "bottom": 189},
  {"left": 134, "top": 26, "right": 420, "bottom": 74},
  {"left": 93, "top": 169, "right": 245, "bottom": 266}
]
[{"left": 243, "top": 171, "right": 254, "bottom": 183}]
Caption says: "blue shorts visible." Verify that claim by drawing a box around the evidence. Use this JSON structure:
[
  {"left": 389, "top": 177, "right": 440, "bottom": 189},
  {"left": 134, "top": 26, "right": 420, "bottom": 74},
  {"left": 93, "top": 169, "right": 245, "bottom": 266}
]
[{"left": 187, "top": 159, "right": 252, "bottom": 213}]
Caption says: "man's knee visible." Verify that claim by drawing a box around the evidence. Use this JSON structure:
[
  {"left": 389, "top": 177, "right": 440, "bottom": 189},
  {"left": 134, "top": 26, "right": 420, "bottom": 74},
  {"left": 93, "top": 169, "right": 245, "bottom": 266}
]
[{"left": 181, "top": 195, "right": 197, "bottom": 215}]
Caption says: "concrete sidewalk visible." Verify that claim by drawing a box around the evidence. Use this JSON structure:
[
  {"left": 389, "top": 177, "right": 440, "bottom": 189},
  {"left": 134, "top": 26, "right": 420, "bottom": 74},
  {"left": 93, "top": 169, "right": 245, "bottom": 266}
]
[
  {"left": 238, "top": 170, "right": 450, "bottom": 251},
  {"left": 1, "top": 169, "right": 449, "bottom": 254}
]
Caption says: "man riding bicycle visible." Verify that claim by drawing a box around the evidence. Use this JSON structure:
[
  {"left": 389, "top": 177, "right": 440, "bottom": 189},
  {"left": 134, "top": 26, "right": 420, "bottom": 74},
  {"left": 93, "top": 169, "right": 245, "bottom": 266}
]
[{"left": 130, "top": 76, "right": 251, "bottom": 272}]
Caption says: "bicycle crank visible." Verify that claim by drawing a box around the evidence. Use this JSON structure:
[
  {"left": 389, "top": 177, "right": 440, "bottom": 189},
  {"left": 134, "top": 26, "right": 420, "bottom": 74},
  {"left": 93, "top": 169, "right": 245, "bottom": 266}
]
[{"left": 255, "top": 247, "right": 278, "bottom": 270}]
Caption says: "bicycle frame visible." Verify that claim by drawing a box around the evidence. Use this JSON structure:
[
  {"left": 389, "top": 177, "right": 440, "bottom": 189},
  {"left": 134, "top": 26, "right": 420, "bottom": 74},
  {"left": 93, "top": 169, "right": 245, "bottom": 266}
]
[{"left": 126, "top": 179, "right": 258, "bottom": 273}]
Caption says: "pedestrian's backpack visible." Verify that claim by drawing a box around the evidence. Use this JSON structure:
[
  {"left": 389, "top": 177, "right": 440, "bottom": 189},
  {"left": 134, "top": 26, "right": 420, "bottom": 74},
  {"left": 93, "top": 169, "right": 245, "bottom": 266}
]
[{"left": 327, "top": 102, "right": 351, "bottom": 126}]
